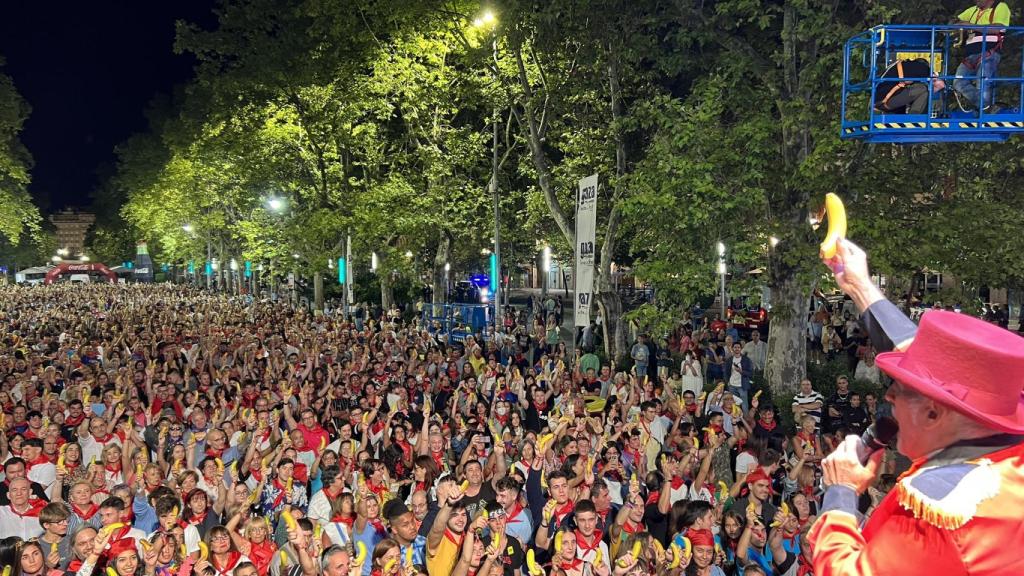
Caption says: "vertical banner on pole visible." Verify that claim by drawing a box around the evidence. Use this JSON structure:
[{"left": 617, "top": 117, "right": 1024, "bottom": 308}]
[{"left": 575, "top": 174, "right": 598, "bottom": 327}]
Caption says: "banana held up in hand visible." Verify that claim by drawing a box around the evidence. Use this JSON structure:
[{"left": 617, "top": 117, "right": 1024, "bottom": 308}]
[
  {"left": 526, "top": 550, "right": 545, "bottom": 576},
  {"left": 353, "top": 542, "right": 368, "bottom": 566},
  {"left": 818, "top": 192, "right": 847, "bottom": 260}
]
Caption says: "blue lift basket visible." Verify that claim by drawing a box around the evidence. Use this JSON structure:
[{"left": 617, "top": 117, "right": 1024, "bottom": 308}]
[{"left": 841, "top": 25, "right": 1024, "bottom": 144}]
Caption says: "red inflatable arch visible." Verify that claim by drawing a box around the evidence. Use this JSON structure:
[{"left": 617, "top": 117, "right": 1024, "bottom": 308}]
[{"left": 44, "top": 262, "right": 118, "bottom": 284}]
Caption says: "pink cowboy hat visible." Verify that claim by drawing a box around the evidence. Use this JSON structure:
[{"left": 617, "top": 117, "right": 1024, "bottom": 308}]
[{"left": 875, "top": 310, "right": 1024, "bottom": 433}]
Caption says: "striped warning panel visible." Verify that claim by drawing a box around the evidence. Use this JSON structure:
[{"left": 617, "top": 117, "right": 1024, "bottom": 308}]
[
  {"left": 982, "top": 121, "right": 1024, "bottom": 128},
  {"left": 844, "top": 120, "right": 1022, "bottom": 133}
]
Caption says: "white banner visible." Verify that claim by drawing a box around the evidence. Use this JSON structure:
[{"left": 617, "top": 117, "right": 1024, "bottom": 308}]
[
  {"left": 574, "top": 174, "right": 598, "bottom": 327},
  {"left": 346, "top": 235, "right": 354, "bottom": 304}
]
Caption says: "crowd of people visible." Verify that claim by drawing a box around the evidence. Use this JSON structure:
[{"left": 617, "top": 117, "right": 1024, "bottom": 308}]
[{"left": 0, "top": 282, "right": 893, "bottom": 576}]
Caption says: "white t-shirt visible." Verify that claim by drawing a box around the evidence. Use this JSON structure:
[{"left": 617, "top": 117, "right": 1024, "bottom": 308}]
[
  {"left": 729, "top": 357, "right": 744, "bottom": 388},
  {"left": 27, "top": 462, "right": 56, "bottom": 492},
  {"left": 735, "top": 451, "right": 758, "bottom": 477}
]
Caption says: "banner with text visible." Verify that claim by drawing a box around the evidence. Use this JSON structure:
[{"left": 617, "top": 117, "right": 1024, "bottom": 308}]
[{"left": 575, "top": 174, "right": 598, "bottom": 327}]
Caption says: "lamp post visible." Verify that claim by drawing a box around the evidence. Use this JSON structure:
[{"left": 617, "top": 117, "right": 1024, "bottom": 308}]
[
  {"left": 717, "top": 241, "right": 727, "bottom": 321},
  {"left": 472, "top": 10, "right": 501, "bottom": 333}
]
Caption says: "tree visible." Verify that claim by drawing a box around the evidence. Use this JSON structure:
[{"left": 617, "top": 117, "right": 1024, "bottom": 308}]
[{"left": 0, "top": 58, "right": 41, "bottom": 246}]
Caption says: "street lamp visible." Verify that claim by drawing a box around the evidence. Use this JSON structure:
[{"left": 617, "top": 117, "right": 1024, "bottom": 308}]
[
  {"left": 267, "top": 198, "right": 284, "bottom": 212},
  {"left": 51, "top": 255, "right": 61, "bottom": 262},
  {"left": 81, "top": 255, "right": 90, "bottom": 262},
  {"left": 57, "top": 248, "right": 69, "bottom": 257},
  {"left": 371, "top": 252, "right": 379, "bottom": 273},
  {"left": 769, "top": 236, "right": 780, "bottom": 248},
  {"left": 182, "top": 224, "right": 194, "bottom": 233}
]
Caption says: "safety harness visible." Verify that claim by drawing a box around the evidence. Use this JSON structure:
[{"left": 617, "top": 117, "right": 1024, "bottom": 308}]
[
  {"left": 962, "top": 6, "right": 1005, "bottom": 71},
  {"left": 879, "top": 60, "right": 909, "bottom": 110}
]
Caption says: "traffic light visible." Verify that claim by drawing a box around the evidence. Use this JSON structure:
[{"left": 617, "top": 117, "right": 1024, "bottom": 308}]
[
  {"left": 337, "top": 257, "right": 346, "bottom": 284},
  {"left": 124, "top": 261, "right": 134, "bottom": 269}
]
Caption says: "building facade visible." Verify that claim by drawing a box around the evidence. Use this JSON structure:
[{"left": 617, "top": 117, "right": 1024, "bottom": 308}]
[{"left": 49, "top": 210, "right": 95, "bottom": 256}]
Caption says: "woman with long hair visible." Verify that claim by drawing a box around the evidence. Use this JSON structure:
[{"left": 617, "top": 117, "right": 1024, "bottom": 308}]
[
  {"left": 406, "top": 455, "right": 438, "bottom": 503},
  {"left": 10, "top": 539, "right": 47, "bottom": 576}
]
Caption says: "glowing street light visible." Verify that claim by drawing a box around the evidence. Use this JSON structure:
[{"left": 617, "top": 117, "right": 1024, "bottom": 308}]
[
  {"left": 230, "top": 259, "right": 239, "bottom": 271},
  {"left": 57, "top": 248, "right": 69, "bottom": 257},
  {"left": 267, "top": 198, "right": 285, "bottom": 212},
  {"left": 81, "top": 255, "right": 90, "bottom": 262},
  {"left": 51, "top": 255, "right": 61, "bottom": 262},
  {"left": 182, "top": 224, "right": 194, "bottom": 233},
  {"left": 405, "top": 250, "right": 414, "bottom": 259},
  {"left": 769, "top": 236, "right": 780, "bottom": 248}
]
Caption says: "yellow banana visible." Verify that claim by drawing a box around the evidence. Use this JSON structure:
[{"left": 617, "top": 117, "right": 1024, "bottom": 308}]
[
  {"left": 198, "top": 541, "right": 209, "bottom": 561},
  {"left": 771, "top": 502, "right": 791, "bottom": 528},
  {"left": 281, "top": 508, "right": 299, "bottom": 530},
  {"left": 405, "top": 545, "right": 413, "bottom": 567},
  {"left": 106, "top": 568, "right": 118, "bottom": 576},
  {"left": 683, "top": 537, "right": 692, "bottom": 560},
  {"left": 668, "top": 543, "right": 682, "bottom": 569},
  {"left": 384, "top": 558, "right": 397, "bottom": 573},
  {"left": 285, "top": 477, "right": 293, "bottom": 495},
  {"left": 459, "top": 480, "right": 470, "bottom": 493},
  {"left": 594, "top": 547, "right": 603, "bottom": 566},
  {"left": 753, "top": 389, "right": 763, "bottom": 401},
  {"left": 136, "top": 463, "right": 144, "bottom": 479},
  {"left": 554, "top": 529, "right": 563, "bottom": 554},
  {"left": 354, "top": 541, "right": 368, "bottom": 566},
  {"left": 652, "top": 539, "right": 665, "bottom": 558},
  {"left": 101, "top": 522, "right": 125, "bottom": 535},
  {"left": 140, "top": 539, "right": 153, "bottom": 552},
  {"left": 280, "top": 550, "right": 288, "bottom": 567},
  {"left": 693, "top": 437, "right": 700, "bottom": 452},
  {"left": 57, "top": 451, "right": 65, "bottom": 470},
  {"left": 319, "top": 436, "right": 327, "bottom": 451},
  {"left": 717, "top": 481, "right": 730, "bottom": 502},
  {"left": 819, "top": 192, "right": 847, "bottom": 259},
  {"left": 526, "top": 549, "right": 544, "bottom": 576},
  {"left": 631, "top": 541, "right": 642, "bottom": 560},
  {"left": 216, "top": 458, "right": 224, "bottom": 473}
]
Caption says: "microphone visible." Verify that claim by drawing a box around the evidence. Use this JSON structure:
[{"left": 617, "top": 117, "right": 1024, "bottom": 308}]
[{"left": 855, "top": 416, "right": 899, "bottom": 464}]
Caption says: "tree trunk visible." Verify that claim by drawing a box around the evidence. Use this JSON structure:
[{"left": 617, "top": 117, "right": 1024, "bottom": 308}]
[
  {"left": 596, "top": 279, "right": 627, "bottom": 367},
  {"left": 380, "top": 270, "right": 395, "bottom": 311},
  {"left": 432, "top": 231, "right": 450, "bottom": 306},
  {"left": 314, "top": 272, "right": 324, "bottom": 311},
  {"left": 765, "top": 275, "right": 809, "bottom": 395}
]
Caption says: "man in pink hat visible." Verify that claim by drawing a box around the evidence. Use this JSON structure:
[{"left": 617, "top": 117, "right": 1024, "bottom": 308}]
[{"left": 810, "top": 239, "right": 1024, "bottom": 576}]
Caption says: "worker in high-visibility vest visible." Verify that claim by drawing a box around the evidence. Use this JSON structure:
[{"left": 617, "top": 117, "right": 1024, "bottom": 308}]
[{"left": 953, "top": 0, "right": 1011, "bottom": 112}]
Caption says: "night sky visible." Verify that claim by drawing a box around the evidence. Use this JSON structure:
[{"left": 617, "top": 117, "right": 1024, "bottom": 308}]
[{"left": 0, "top": 2, "right": 217, "bottom": 212}]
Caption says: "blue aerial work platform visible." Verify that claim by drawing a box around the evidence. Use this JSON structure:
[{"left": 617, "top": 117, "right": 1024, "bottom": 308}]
[{"left": 841, "top": 25, "right": 1024, "bottom": 144}]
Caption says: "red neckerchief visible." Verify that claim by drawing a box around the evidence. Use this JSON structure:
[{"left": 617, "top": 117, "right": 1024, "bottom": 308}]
[
  {"left": 758, "top": 418, "right": 777, "bottom": 432},
  {"left": 211, "top": 550, "right": 243, "bottom": 572},
  {"left": 67, "top": 559, "right": 84, "bottom": 572},
  {"left": 686, "top": 403, "right": 698, "bottom": 414},
  {"left": 72, "top": 502, "right": 99, "bottom": 520},
  {"left": 9, "top": 498, "right": 47, "bottom": 518},
  {"left": 366, "top": 480, "right": 388, "bottom": 498},
  {"left": 532, "top": 401, "right": 547, "bottom": 412},
  {"left": 369, "top": 518, "right": 387, "bottom": 536},
  {"left": 248, "top": 539, "right": 277, "bottom": 574},
  {"left": 558, "top": 558, "right": 584, "bottom": 571},
  {"left": 323, "top": 485, "right": 343, "bottom": 501},
  {"left": 430, "top": 450, "right": 445, "bottom": 470},
  {"left": 26, "top": 454, "right": 50, "bottom": 469},
  {"left": 494, "top": 413, "right": 508, "bottom": 427},
  {"left": 204, "top": 447, "right": 225, "bottom": 459},
  {"left": 65, "top": 413, "right": 85, "bottom": 427},
  {"left": 553, "top": 500, "right": 574, "bottom": 525},
  {"left": 622, "top": 520, "right": 643, "bottom": 534},
  {"left": 645, "top": 490, "right": 660, "bottom": 506},
  {"left": 105, "top": 462, "right": 122, "bottom": 474},
  {"left": 625, "top": 449, "right": 642, "bottom": 465},
  {"left": 189, "top": 510, "right": 209, "bottom": 526},
  {"left": 505, "top": 502, "right": 525, "bottom": 524},
  {"left": 271, "top": 478, "right": 291, "bottom": 509},
  {"left": 443, "top": 528, "right": 464, "bottom": 547},
  {"left": 671, "top": 476, "right": 686, "bottom": 490},
  {"left": 596, "top": 506, "right": 611, "bottom": 524},
  {"left": 293, "top": 463, "right": 309, "bottom": 483},
  {"left": 574, "top": 530, "right": 602, "bottom": 555},
  {"left": 94, "top": 433, "right": 113, "bottom": 444}
]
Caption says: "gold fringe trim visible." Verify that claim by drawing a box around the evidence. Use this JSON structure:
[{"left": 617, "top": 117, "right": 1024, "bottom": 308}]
[{"left": 896, "top": 459, "right": 999, "bottom": 531}]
